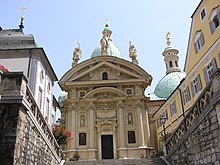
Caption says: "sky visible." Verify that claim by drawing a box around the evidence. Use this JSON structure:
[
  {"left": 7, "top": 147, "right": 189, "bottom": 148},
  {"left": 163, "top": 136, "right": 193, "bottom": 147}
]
[{"left": 0, "top": 0, "right": 201, "bottom": 99}]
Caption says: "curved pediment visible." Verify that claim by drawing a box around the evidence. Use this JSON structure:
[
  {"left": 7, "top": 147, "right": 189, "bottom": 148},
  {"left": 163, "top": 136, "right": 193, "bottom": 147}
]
[
  {"left": 59, "top": 56, "right": 152, "bottom": 89},
  {"left": 84, "top": 87, "right": 127, "bottom": 98}
]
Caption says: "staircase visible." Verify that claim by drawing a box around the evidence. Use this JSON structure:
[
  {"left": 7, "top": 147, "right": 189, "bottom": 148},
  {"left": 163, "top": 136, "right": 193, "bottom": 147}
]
[{"left": 64, "top": 158, "right": 166, "bottom": 165}]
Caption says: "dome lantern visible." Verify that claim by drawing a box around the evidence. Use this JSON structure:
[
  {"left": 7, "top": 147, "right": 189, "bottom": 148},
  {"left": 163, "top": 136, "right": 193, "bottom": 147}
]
[
  {"left": 91, "top": 21, "right": 122, "bottom": 58},
  {"left": 162, "top": 32, "right": 181, "bottom": 75}
]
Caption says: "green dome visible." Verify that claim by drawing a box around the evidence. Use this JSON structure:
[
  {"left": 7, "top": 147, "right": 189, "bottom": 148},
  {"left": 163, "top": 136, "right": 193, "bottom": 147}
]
[
  {"left": 154, "top": 72, "right": 186, "bottom": 99},
  {"left": 91, "top": 41, "right": 122, "bottom": 58}
]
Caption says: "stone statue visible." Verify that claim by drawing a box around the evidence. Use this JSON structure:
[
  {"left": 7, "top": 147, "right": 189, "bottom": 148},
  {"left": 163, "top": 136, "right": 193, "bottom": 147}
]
[
  {"left": 72, "top": 43, "right": 82, "bottom": 67},
  {"left": 80, "top": 115, "right": 85, "bottom": 127},
  {"left": 129, "top": 41, "right": 138, "bottom": 65},
  {"left": 100, "top": 33, "right": 109, "bottom": 55},
  {"left": 128, "top": 112, "right": 133, "bottom": 125},
  {"left": 166, "top": 32, "right": 171, "bottom": 45}
]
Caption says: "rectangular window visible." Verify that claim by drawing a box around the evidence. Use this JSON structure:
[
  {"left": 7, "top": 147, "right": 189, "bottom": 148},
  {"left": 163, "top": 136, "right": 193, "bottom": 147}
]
[
  {"left": 128, "top": 131, "right": 136, "bottom": 143},
  {"left": 203, "top": 58, "right": 217, "bottom": 84},
  {"left": 194, "top": 33, "right": 205, "bottom": 53},
  {"left": 45, "top": 98, "right": 50, "bottom": 122},
  {"left": 200, "top": 8, "right": 206, "bottom": 20},
  {"left": 38, "top": 87, "right": 43, "bottom": 110},
  {"left": 209, "top": 8, "right": 220, "bottom": 34},
  {"left": 51, "top": 114, "right": 55, "bottom": 124},
  {"left": 79, "top": 133, "right": 86, "bottom": 145},
  {"left": 170, "top": 101, "right": 177, "bottom": 116},
  {"left": 182, "top": 86, "right": 191, "bottom": 104},
  {"left": 125, "top": 88, "right": 133, "bottom": 96},
  {"left": 190, "top": 75, "right": 202, "bottom": 96},
  {"left": 79, "top": 91, "right": 85, "bottom": 98}
]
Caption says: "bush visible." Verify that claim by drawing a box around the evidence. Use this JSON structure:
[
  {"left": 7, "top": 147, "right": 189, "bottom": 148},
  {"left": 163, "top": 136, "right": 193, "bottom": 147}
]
[{"left": 52, "top": 124, "right": 73, "bottom": 145}]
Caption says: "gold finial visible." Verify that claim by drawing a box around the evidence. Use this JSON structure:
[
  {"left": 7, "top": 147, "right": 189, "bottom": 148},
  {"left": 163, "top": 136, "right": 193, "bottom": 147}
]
[{"left": 166, "top": 32, "right": 171, "bottom": 45}]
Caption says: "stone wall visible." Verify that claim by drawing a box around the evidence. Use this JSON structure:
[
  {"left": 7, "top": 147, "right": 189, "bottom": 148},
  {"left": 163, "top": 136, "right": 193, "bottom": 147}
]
[
  {"left": 0, "top": 72, "right": 61, "bottom": 165},
  {"left": 167, "top": 69, "right": 220, "bottom": 165},
  {"left": 169, "top": 106, "right": 220, "bottom": 164}
]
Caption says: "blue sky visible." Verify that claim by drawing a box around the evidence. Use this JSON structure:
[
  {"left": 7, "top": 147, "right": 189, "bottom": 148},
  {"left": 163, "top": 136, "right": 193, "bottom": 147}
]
[{"left": 1, "top": 0, "right": 200, "bottom": 98}]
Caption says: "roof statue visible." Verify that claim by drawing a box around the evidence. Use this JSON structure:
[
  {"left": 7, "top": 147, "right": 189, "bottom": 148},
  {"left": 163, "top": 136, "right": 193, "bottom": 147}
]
[
  {"left": 91, "top": 21, "right": 122, "bottom": 58},
  {"left": 19, "top": 7, "right": 26, "bottom": 31},
  {"left": 129, "top": 41, "right": 138, "bottom": 65},
  {"left": 166, "top": 32, "right": 171, "bottom": 46},
  {"left": 72, "top": 42, "right": 82, "bottom": 67},
  {"left": 100, "top": 19, "right": 112, "bottom": 55}
]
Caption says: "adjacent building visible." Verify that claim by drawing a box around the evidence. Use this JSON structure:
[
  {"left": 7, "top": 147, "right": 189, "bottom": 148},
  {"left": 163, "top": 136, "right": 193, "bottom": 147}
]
[
  {"left": 0, "top": 20, "right": 59, "bottom": 126},
  {"left": 154, "top": 0, "right": 220, "bottom": 153}
]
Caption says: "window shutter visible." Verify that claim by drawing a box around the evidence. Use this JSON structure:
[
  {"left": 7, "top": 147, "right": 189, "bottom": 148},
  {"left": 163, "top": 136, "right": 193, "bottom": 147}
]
[
  {"left": 173, "top": 101, "right": 177, "bottom": 114},
  {"left": 211, "top": 58, "right": 217, "bottom": 71},
  {"left": 203, "top": 67, "right": 209, "bottom": 84},
  {"left": 197, "top": 74, "right": 202, "bottom": 91},
  {"left": 187, "top": 86, "right": 191, "bottom": 100},
  {"left": 217, "top": 10, "right": 220, "bottom": 25},
  {"left": 200, "top": 33, "right": 205, "bottom": 46},
  {"left": 182, "top": 90, "right": 186, "bottom": 104},
  {"left": 194, "top": 42, "right": 198, "bottom": 53},
  {"left": 209, "top": 21, "right": 215, "bottom": 34},
  {"left": 218, "top": 52, "right": 220, "bottom": 62},
  {"left": 170, "top": 104, "right": 173, "bottom": 116},
  {"left": 190, "top": 81, "right": 195, "bottom": 97}
]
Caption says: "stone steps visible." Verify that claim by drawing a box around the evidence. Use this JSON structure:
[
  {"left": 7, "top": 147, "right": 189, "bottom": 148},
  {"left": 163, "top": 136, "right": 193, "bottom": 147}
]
[{"left": 64, "top": 158, "right": 166, "bottom": 165}]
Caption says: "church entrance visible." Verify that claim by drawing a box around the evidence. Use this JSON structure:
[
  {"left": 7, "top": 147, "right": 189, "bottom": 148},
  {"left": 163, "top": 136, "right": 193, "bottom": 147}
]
[{"left": 101, "top": 135, "right": 113, "bottom": 159}]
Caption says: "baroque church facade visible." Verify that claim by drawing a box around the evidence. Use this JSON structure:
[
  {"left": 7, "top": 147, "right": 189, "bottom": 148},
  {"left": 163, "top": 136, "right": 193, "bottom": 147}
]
[{"left": 59, "top": 23, "right": 158, "bottom": 159}]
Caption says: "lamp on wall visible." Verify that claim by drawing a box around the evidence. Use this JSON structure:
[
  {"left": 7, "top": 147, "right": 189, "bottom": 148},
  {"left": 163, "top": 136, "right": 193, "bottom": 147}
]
[{"left": 160, "top": 115, "right": 167, "bottom": 156}]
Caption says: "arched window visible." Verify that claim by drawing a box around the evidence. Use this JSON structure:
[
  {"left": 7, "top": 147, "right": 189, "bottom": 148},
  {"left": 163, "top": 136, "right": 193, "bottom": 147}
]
[
  {"left": 102, "top": 72, "right": 108, "bottom": 80},
  {"left": 169, "top": 61, "right": 173, "bottom": 68},
  {"left": 209, "top": 6, "right": 220, "bottom": 34}
]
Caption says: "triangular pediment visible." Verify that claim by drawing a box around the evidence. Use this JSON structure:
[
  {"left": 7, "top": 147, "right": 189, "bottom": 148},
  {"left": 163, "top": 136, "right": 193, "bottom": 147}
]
[{"left": 60, "top": 56, "right": 152, "bottom": 85}]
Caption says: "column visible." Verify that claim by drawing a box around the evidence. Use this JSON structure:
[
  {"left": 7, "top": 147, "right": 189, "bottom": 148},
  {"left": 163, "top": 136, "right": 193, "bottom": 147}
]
[
  {"left": 143, "top": 109, "right": 150, "bottom": 146},
  {"left": 113, "top": 127, "right": 117, "bottom": 159},
  {"left": 118, "top": 101, "right": 125, "bottom": 148},
  {"left": 71, "top": 105, "right": 76, "bottom": 149},
  {"left": 137, "top": 102, "right": 145, "bottom": 147},
  {"left": 97, "top": 127, "right": 101, "bottom": 159},
  {"left": 89, "top": 103, "right": 95, "bottom": 148}
]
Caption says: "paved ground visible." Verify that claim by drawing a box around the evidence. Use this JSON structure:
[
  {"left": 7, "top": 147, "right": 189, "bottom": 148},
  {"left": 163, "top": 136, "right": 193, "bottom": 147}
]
[{"left": 64, "top": 158, "right": 166, "bottom": 165}]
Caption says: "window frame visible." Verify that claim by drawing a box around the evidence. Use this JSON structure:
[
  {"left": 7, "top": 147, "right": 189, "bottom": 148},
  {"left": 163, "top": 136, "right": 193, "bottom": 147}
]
[
  {"left": 209, "top": 6, "right": 220, "bottom": 34},
  {"left": 125, "top": 88, "right": 133, "bottom": 96},
  {"left": 200, "top": 8, "right": 206, "bottom": 20},
  {"left": 203, "top": 58, "right": 217, "bottom": 84},
  {"left": 128, "top": 131, "right": 136, "bottom": 144},
  {"left": 170, "top": 101, "right": 177, "bottom": 116},
  {"left": 193, "top": 31, "right": 205, "bottom": 53},
  {"left": 190, "top": 74, "right": 202, "bottom": 96},
  {"left": 182, "top": 86, "right": 191, "bottom": 104},
  {"left": 102, "top": 72, "right": 108, "bottom": 80},
  {"left": 79, "top": 133, "right": 86, "bottom": 145},
  {"left": 78, "top": 91, "right": 86, "bottom": 98}
]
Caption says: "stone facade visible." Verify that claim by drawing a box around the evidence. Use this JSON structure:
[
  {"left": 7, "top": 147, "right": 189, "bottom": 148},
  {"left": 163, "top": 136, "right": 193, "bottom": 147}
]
[
  {"left": 0, "top": 72, "right": 61, "bottom": 165},
  {"left": 167, "top": 69, "right": 220, "bottom": 164},
  {"left": 59, "top": 56, "right": 155, "bottom": 160}
]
